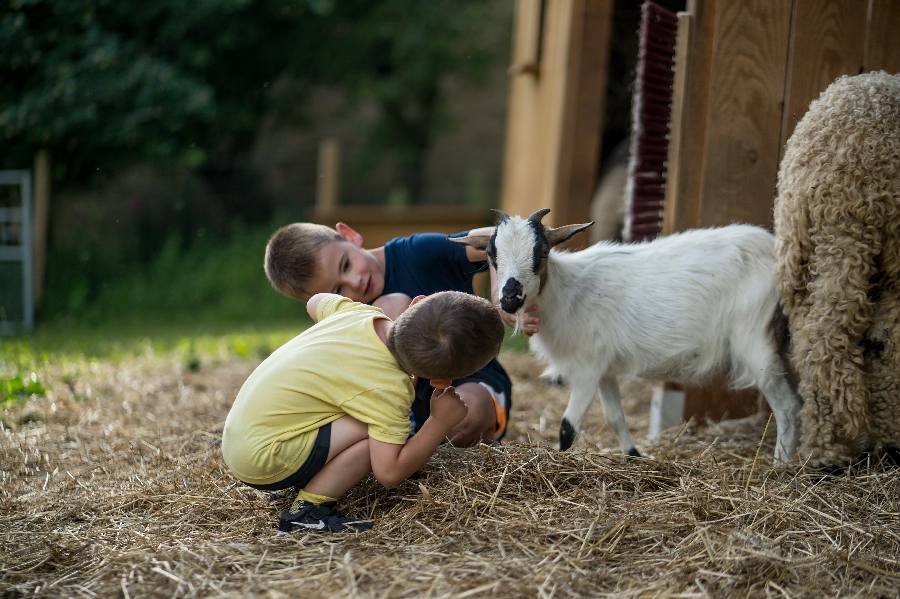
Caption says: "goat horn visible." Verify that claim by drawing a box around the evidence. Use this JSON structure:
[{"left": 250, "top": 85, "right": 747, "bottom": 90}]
[
  {"left": 490, "top": 208, "right": 510, "bottom": 223},
  {"left": 528, "top": 208, "right": 551, "bottom": 224}
]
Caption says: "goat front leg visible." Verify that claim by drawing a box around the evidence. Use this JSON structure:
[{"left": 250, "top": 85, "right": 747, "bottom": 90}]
[{"left": 559, "top": 371, "right": 601, "bottom": 451}]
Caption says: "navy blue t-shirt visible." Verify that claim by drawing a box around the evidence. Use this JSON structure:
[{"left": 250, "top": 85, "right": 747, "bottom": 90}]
[{"left": 382, "top": 232, "right": 512, "bottom": 435}]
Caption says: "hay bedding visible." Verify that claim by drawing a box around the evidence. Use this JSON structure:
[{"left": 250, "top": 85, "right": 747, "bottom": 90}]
[{"left": 2, "top": 352, "right": 899, "bottom": 598}]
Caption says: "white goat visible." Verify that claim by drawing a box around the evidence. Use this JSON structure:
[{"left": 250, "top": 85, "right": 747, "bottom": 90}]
[{"left": 453, "top": 209, "right": 801, "bottom": 465}]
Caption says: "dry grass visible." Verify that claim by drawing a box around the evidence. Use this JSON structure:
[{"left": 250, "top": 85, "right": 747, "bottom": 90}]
[{"left": 2, "top": 351, "right": 900, "bottom": 598}]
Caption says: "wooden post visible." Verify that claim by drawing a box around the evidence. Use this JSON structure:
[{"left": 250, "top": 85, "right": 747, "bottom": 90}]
[
  {"left": 316, "top": 137, "right": 341, "bottom": 209},
  {"left": 500, "top": 0, "right": 613, "bottom": 242},
  {"left": 32, "top": 150, "right": 50, "bottom": 306}
]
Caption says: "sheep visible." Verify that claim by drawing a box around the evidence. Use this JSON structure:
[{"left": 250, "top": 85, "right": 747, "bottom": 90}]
[
  {"left": 773, "top": 71, "right": 900, "bottom": 471},
  {"left": 453, "top": 209, "right": 802, "bottom": 464}
]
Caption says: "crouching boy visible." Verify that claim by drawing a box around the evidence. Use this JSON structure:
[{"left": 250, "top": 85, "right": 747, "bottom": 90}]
[{"left": 221, "top": 290, "right": 505, "bottom": 533}]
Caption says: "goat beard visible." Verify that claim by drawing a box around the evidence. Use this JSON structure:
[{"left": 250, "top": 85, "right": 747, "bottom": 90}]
[{"left": 512, "top": 310, "right": 525, "bottom": 336}]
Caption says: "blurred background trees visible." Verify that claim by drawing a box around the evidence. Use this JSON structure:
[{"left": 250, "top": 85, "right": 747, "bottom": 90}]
[{"left": 1, "top": 0, "right": 510, "bottom": 326}]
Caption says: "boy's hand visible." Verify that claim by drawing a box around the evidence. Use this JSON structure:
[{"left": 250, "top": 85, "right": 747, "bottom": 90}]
[{"left": 429, "top": 386, "right": 468, "bottom": 430}]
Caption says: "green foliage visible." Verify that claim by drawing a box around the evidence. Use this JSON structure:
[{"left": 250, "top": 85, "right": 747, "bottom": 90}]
[
  {"left": 43, "top": 222, "right": 310, "bottom": 327},
  {"left": 296, "top": 0, "right": 501, "bottom": 201},
  {"left": 1, "top": 372, "right": 47, "bottom": 409},
  {"left": 1, "top": 0, "right": 505, "bottom": 196}
]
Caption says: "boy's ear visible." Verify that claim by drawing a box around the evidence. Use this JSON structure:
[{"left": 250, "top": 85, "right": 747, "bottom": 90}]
[
  {"left": 336, "top": 222, "right": 364, "bottom": 247},
  {"left": 448, "top": 234, "right": 491, "bottom": 251}
]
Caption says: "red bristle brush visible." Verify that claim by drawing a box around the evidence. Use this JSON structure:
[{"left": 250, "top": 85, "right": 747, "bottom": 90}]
[{"left": 624, "top": 1, "right": 678, "bottom": 242}]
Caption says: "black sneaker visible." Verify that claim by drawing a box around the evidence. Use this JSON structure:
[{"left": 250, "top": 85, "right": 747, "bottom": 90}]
[{"left": 278, "top": 501, "right": 373, "bottom": 533}]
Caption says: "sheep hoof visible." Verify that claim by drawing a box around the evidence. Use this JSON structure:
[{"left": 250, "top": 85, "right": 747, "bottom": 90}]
[
  {"left": 626, "top": 447, "right": 641, "bottom": 458},
  {"left": 545, "top": 375, "right": 566, "bottom": 387},
  {"left": 559, "top": 419, "right": 576, "bottom": 451}
]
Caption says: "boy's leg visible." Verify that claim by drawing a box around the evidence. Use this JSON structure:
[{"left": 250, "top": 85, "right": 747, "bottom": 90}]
[
  {"left": 281, "top": 416, "right": 373, "bottom": 533},
  {"left": 449, "top": 382, "right": 498, "bottom": 446}
]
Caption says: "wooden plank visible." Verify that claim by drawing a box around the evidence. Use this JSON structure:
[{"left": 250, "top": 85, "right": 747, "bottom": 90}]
[
  {"left": 780, "top": 0, "right": 868, "bottom": 153},
  {"left": 534, "top": 0, "right": 576, "bottom": 224},
  {"left": 551, "top": 0, "right": 613, "bottom": 243},
  {"left": 32, "top": 150, "right": 51, "bottom": 306},
  {"left": 316, "top": 137, "right": 341, "bottom": 209},
  {"left": 500, "top": 0, "right": 612, "bottom": 239},
  {"left": 663, "top": 0, "right": 717, "bottom": 233},
  {"left": 662, "top": 10, "right": 694, "bottom": 236},
  {"left": 500, "top": 0, "right": 548, "bottom": 220},
  {"left": 866, "top": 0, "right": 900, "bottom": 74},
  {"left": 308, "top": 205, "right": 490, "bottom": 248},
  {"left": 699, "top": 0, "right": 793, "bottom": 230},
  {"left": 682, "top": 380, "right": 762, "bottom": 422}
]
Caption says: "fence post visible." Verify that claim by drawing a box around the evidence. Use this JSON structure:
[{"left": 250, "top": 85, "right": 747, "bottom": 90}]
[{"left": 33, "top": 150, "right": 50, "bottom": 307}]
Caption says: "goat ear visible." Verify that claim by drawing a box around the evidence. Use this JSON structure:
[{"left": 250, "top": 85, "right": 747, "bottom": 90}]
[
  {"left": 490, "top": 208, "right": 510, "bottom": 223},
  {"left": 448, "top": 234, "right": 492, "bottom": 251},
  {"left": 546, "top": 222, "right": 594, "bottom": 247}
]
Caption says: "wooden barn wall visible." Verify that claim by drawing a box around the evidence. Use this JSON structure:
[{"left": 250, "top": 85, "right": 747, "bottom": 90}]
[
  {"left": 500, "top": 0, "right": 613, "bottom": 235},
  {"left": 665, "top": 0, "right": 900, "bottom": 422},
  {"left": 779, "top": 0, "right": 869, "bottom": 156}
]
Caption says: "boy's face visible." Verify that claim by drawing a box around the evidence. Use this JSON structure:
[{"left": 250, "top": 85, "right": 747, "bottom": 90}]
[{"left": 306, "top": 238, "right": 385, "bottom": 304}]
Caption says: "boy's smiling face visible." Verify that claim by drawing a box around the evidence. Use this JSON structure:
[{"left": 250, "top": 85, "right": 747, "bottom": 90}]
[{"left": 305, "top": 237, "right": 385, "bottom": 304}]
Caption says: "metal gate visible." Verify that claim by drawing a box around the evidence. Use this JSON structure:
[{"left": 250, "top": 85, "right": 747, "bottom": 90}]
[{"left": 0, "top": 170, "right": 34, "bottom": 334}]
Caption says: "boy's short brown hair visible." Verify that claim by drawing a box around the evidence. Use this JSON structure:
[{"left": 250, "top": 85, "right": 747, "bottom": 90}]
[
  {"left": 264, "top": 223, "right": 343, "bottom": 300},
  {"left": 387, "top": 291, "right": 505, "bottom": 381}
]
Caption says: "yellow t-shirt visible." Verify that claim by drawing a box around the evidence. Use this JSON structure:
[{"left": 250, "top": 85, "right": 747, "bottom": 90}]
[{"left": 222, "top": 295, "right": 414, "bottom": 486}]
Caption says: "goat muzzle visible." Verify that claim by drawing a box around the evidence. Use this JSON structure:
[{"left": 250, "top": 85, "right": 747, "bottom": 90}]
[{"left": 500, "top": 279, "right": 525, "bottom": 314}]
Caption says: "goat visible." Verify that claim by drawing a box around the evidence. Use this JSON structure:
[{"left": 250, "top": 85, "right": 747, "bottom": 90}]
[{"left": 452, "top": 209, "right": 802, "bottom": 465}]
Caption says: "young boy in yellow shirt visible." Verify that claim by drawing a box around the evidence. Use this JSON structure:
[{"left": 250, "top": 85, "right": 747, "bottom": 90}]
[{"left": 222, "top": 290, "right": 504, "bottom": 533}]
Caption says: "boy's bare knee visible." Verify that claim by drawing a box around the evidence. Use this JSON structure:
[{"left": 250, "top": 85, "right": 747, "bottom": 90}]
[
  {"left": 327, "top": 416, "right": 369, "bottom": 462},
  {"left": 449, "top": 383, "right": 497, "bottom": 446}
]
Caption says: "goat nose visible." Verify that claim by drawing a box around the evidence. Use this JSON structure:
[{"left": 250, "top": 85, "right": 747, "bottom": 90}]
[{"left": 500, "top": 279, "right": 524, "bottom": 314}]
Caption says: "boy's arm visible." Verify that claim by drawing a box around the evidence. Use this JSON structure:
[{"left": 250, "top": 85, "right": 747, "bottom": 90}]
[
  {"left": 368, "top": 386, "right": 467, "bottom": 487},
  {"left": 306, "top": 293, "right": 328, "bottom": 322},
  {"left": 372, "top": 292, "right": 413, "bottom": 321}
]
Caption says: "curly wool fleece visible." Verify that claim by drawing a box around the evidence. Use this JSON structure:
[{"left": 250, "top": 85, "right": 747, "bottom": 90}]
[{"left": 774, "top": 71, "right": 900, "bottom": 468}]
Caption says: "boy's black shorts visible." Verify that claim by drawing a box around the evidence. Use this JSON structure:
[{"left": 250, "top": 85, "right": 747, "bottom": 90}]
[{"left": 240, "top": 422, "right": 331, "bottom": 491}]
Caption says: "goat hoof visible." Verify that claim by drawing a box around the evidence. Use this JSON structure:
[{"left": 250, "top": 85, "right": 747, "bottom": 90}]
[
  {"left": 559, "top": 419, "right": 575, "bottom": 451},
  {"left": 626, "top": 447, "right": 641, "bottom": 458}
]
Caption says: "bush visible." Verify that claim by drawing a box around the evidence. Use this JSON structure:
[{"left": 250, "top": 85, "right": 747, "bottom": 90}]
[{"left": 44, "top": 222, "right": 308, "bottom": 328}]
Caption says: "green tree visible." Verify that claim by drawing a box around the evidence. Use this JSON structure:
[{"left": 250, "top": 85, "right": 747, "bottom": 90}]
[
  {"left": 295, "top": 0, "right": 499, "bottom": 203},
  {"left": 1, "top": 0, "right": 502, "bottom": 203}
]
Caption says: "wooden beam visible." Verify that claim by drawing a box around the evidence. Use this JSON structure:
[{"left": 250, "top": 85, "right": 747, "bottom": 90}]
[
  {"left": 32, "top": 150, "right": 50, "bottom": 306},
  {"left": 316, "top": 137, "right": 341, "bottom": 209},
  {"left": 551, "top": 0, "right": 613, "bottom": 240},
  {"left": 500, "top": 0, "right": 613, "bottom": 239},
  {"left": 866, "top": 0, "right": 900, "bottom": 74},
  {"left": 699, "top": 0, "right": 793, "bottom": 230},
  {"left": 663, "top": 0, "right": 717, "bottom": 233}
]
